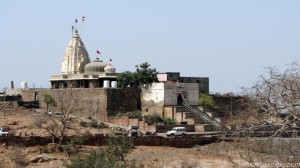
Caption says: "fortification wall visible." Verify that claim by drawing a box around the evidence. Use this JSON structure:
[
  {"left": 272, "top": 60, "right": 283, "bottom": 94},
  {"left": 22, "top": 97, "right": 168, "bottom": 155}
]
[{"left": 20, "top": 88, "right": 140, "bottom": 121}]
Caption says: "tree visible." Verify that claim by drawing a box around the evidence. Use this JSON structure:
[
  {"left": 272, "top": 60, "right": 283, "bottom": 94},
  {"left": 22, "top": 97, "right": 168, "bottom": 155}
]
[
  {"left": 199, "top": 94, "right": 216, "bottom": 110},
  {"left": 236, "top": 62, "right": 300, "bottom": 136},
  {"left": 117, "top": 71, "right": 136, "bottom": 88},
  {"left": 44, "top": 93, "right": 57, "bottom": 113},
  {"left": 135, "top": 62, "right": 158, "bottom": 86},
  {"left": 117, "top": 62, "right": 158, "bottom": 88},
  {"left": 35, "top": 88, "right": 81, "bottom": 148}
]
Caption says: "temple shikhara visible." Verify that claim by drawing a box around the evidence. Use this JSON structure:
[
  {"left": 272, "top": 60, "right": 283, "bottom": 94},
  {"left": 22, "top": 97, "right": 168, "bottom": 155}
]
[{"left": 50, "top": 30, "right": 117, "bottom": 89}]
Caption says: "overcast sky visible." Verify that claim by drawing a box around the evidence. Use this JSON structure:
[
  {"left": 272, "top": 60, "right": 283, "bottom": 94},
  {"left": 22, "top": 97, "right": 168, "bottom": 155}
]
[{"left": 0, "top": 0, "right": 299, "bottom": 94}]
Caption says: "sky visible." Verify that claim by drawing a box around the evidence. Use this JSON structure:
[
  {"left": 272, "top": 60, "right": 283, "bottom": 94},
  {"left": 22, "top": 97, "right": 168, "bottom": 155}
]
[{"left": 0, "top": 0, "right": 299, "bottom": 94}]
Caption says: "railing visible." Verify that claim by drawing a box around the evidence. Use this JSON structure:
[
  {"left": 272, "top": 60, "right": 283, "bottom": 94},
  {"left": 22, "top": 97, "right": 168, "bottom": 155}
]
[{"left": 182, "top": 102, "right": 221, "bottom": 130}]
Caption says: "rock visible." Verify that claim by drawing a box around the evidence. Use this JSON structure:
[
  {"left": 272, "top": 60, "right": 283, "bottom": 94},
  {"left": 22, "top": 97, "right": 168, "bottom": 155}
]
[{"left": 30, "top": 155, "right": 57, "bottom": 163}]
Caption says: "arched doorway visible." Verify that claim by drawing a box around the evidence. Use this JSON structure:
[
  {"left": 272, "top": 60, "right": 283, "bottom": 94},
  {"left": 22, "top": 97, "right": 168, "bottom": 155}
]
[{"left": 177, "top": 95, "right": 183, "bottom": 105}]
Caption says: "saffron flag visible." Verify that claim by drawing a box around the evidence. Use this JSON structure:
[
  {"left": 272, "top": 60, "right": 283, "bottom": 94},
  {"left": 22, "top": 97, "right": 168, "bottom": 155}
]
[
  {"left": 82, "top": 16, "right": 86, "bottom": 21},
  {"left": 96, "top": 50, "right": 101, "bottom": 54}
]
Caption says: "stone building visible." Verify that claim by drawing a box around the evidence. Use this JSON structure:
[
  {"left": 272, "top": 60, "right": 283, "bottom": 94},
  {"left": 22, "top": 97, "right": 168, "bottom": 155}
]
[
  {"left": 157, "top": 72, "right": 209, "bottom": 94},
  {"left": 50, "top": 30, "right": 117, "bottom": 89}
]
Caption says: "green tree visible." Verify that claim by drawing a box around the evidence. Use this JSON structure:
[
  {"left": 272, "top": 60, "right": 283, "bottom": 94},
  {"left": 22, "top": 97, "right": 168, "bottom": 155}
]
[
  {"left": 135, "top": 62, "right": 158, "bottom": 86},
  {"left": 117, "top": 62, "right": 158, "bottom": 88},
  {"left": 117, "top": 71, "right": 136, "bottom": 88},
  {"left": 44, "top": 93, "right": 57, "bottom": 113},
  {"left": 199, "top": 94, "right": 216, "bottom": 109}
]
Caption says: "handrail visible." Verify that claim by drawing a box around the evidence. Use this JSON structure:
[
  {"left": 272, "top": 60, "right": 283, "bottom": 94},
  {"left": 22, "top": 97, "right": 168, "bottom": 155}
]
[{"left": 182, "top": 102, "right": 221, "bottom": 129}]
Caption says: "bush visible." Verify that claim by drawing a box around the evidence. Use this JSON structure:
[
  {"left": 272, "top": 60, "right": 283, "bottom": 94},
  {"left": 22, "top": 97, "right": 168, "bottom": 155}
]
[
  {"left": 98, "top": 122, "right": 106, "bottom": 128},
  {"left": 89, "top": 119, "right": 98, "bottom": 128},
  {"left": 144, "top": 115, "right": 164, "bottom": 125},
  {"left": 199, "top": 94, "right": 216, "bottom": 109},
  {"left": 66, "top": 134, "right": 136, "bottom": 168},
  {"left": 82, "top": 129, "right": 93, "bottom": 139},
  {"left": 80, "top": 120, "right": 88, "bottom": 127},
  {"left": 63, "top": 136, "right": 85, "bottom": 159},
  {"left": 126, "top": 110, "right": 143, "bottom": 120},
  {"left": 11, "top": 147, "right": 28, "bottom": 167},
  {"left": 163, "top": 118, "right": 176, "bottom": 125}
]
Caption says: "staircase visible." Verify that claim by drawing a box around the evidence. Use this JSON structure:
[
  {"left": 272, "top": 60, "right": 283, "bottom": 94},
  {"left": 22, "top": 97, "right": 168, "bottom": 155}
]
[{"left": 182, "top": 101, "right": 222, "bottom": 130}]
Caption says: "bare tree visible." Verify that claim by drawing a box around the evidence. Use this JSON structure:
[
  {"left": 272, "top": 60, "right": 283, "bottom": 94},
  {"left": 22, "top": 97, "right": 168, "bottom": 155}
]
[
  {"left": 233, "top": 62, "right": 300, "bottom": 137},
  {"left": 230, "top": 62, "right": 300, "bottom": 166},
  {"left": 35, "top": 88, "right": 81, "bottom": 149}
]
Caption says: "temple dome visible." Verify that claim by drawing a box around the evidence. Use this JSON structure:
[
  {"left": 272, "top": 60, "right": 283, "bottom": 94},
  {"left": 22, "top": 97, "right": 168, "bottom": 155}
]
[
  {"left": 104, "top": 64, "right": 116, "bottom": 73},
  {"left": 84, "top": 58, "right": 109, "bottom": 73}
]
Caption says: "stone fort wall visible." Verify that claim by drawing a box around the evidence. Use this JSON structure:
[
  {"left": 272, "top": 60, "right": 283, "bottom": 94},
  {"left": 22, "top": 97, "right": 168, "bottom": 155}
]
[{"left": 21, "top": 88, "right": 140, "bottom": 121}]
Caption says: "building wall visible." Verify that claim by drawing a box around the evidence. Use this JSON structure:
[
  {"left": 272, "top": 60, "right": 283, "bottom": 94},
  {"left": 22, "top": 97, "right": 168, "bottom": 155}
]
[
  {"left": 141, "top": 83, "right": 165, "bottom": 116},
  {"left": 164, "top": 83, "right": 199, "bottom": 106},
  {"left": 180, "top": 77, "right": 209, "bottom": 94},
  {"left": 21, "top": 88, "right": 140, "bottom": 121},
  {"left": 141, "top": 83, "right": 199, "bottom": 117}
]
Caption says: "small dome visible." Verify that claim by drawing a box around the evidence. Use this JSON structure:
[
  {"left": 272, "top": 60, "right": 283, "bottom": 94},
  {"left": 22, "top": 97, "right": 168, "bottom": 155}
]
[
  {"left": 104, "top": 64, "right": 116, "bottom": 73},
  {"left": 84, "top": 58, "right": 109, "bottom": 73}
]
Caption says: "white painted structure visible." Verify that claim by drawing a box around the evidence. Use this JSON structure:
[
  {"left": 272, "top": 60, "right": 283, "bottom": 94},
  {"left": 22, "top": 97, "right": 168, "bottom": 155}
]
[
  {"left": 61, "top": 30, "right": 91, "bottom": 74},
  {"left": 50, "top": 30, "right": 117, "bottom": 89},
  {"left": 141, "top": 82, "right": 199, "bottom": 115}
]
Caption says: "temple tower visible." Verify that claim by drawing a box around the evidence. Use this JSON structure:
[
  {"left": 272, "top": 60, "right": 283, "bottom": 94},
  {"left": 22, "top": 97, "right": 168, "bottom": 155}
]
[{"left": 61, "top": 30, "right": 91, "bottom": 74}]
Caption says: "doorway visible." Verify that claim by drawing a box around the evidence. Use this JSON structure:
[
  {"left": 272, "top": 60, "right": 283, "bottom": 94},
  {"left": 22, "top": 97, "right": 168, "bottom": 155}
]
[{"left": 177, "top": 95, "right": 183, "bottom": 105}]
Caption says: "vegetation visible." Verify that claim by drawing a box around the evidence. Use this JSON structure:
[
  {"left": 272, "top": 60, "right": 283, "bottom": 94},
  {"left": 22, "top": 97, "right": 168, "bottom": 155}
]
[
  {"left": 89, "top": 119, "right": 99, "bottom": 128},
  {"left": 163, "top": 117, "right": 176, "bottom": 125},
  {"left": 35, "top": 89, "right": 81, "bottom": 149},
  {"left": 125, "top": 110, "right": 143, "bottom": 120},
  {"left": 237, "top": 63, "right": 300, "bottom": 126},
  {"left": 79, "top": 120, "right": 89, "bottom": 127},
  {"left": 117, "top": 62, "right": 158, "bottom": 88},
  {"left": 66, "top": 134, "right": 136, "bottom": 168},
  {"left": 63, "top": 136, "right": 86, "bottom": 160},
  {"left": 43, "top": 93, "right": 57, "bottom": 113},
  {"left": 199, "top": 94, "right": 216, "bottom": 109},
  {"left": 144, "top": 115, "right": 164, "bottom": 125},
  {"left": 11, "top": 146, "right": 28, "bottom": 167}
]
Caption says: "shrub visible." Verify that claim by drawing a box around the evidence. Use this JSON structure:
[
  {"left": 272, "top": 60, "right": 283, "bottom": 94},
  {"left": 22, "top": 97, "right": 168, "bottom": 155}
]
[
  {"left": 163, "top": 118, "right": 176, "bottom": 125},
  {"left": 89, "top": 119, "right": 98, "bottom": 128},
  {"left": 11, "top": 147, "right": 28, "bottom": 167},
  {"left": 82, "top": 129, "right": 93, "bottom": 139},
  {"left": 80, "top": 120, "right": 88, "bottom": 127},
  {"left": 98, "top": 122, "right": 106, "bottom": 128},
  {"left": 63, "top": 136, "right": 85, "bottom": 159},
  {"left": 126, "top": 110, "right": 143, "bottom": 120},
  {"left": 144, "top": 115, "right": 164, "bottom": 125},
  {"left": 66, "top": 134, "right": 136, "bottom": 168}
]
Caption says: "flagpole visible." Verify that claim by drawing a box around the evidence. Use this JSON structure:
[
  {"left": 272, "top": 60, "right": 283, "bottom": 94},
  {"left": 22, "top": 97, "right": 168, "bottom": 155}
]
[
  {"left": 80, "top": 16, "right": 86, "bottom": 39},
  {"left": 72, "top": 26, "right": 74, "bottom": 37}
]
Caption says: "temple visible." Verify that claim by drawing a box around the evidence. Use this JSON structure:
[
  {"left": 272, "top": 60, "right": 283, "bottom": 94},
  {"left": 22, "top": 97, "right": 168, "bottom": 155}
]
[{"left": 50, "top": 30, "right": 117, "bottom": 89}]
